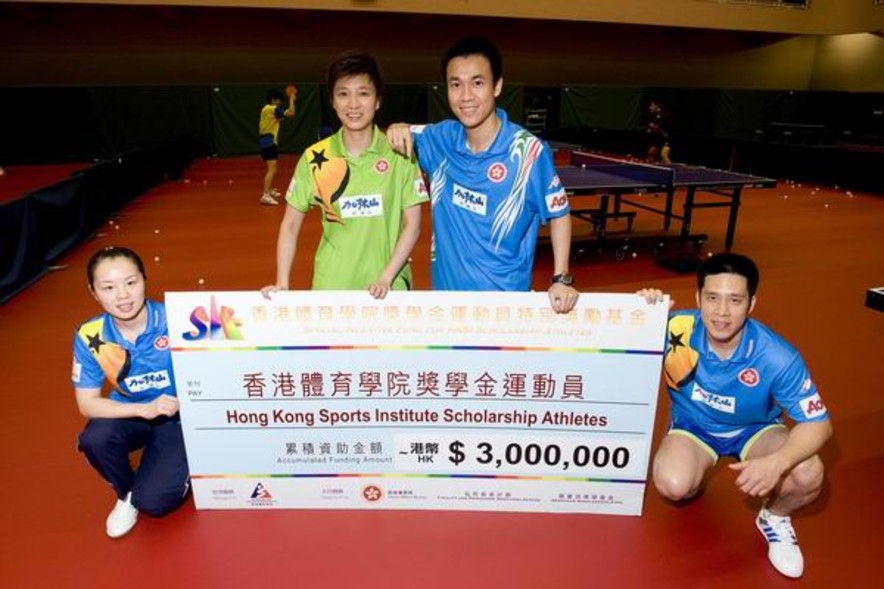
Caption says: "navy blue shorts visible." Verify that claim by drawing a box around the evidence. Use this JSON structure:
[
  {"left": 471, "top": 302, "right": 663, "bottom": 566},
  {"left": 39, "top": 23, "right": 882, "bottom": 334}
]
[
  {"left": 668, "top": 417, "right": 785, "bottom": 463},
  {"left": 261, "top": 144, "right": 279, "bottom": 161}
]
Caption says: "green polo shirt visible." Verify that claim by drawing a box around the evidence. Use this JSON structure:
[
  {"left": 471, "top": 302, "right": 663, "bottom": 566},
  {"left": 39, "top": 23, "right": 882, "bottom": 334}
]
[{"left": 286, "top": 126, "right": 428, "bottom": 290}]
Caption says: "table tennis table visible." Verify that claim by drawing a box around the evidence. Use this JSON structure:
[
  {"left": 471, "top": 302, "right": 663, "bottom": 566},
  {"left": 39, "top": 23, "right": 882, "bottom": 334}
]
[{"left": 556, "top": 151, "right": 777, "bottom": 251}]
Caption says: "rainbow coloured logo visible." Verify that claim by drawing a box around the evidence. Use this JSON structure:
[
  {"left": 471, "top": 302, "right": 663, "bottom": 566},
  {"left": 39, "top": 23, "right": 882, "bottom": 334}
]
[{"left": 182, "top": 295, "right": 244, "bottom": 341}]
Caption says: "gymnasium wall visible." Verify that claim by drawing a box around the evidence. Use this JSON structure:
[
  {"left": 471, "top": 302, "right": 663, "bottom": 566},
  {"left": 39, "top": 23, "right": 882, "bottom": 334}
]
[{"left": 811, "top": 33, "right": 884, "bottom": 92}]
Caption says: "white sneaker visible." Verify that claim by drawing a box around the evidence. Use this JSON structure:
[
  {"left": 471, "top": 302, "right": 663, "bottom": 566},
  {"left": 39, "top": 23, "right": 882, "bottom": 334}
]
[
  {"left": 756, "top": 508, "right": 804, "bottom": 578},
  {"left": 259, "top": 193, "right": 279, "bottom": 206},
  {"left": 270, "top": 188, "right": 281, "bottom": 197},
  {"left": 106, "top": 492, "right": 138, "bottom": 539}
]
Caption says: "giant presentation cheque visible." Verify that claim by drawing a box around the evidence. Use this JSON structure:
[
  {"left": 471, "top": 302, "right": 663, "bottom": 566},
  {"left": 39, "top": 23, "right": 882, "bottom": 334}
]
[{"left": 166, "top": 290, "right": 668, "bottom": 515}]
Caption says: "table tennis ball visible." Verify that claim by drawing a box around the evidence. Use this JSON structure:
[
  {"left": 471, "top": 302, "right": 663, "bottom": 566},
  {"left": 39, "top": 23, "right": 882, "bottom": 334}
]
[
  {"left": 824, "top": 204, "right": 830, "bottom": 209},
  {"left": 154, "top": 256, "right": 160, "bottom": 262},
  {"left": 198, "top": 278, "right": 205, "bottom": 285},
  {"left": 154, "top": 229, "right": 160, "bottom": 234}
]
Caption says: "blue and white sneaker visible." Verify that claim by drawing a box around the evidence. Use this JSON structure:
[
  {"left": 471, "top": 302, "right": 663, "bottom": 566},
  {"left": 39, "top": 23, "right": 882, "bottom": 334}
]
[{"left": 756, "top": 507, "right": 804, "bottom": 578}]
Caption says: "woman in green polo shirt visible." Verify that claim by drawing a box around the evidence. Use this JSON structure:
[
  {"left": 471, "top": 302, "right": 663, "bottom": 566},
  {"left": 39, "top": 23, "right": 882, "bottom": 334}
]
[{"left": 262, "top": 52, "right": 428, "bottom": 299}]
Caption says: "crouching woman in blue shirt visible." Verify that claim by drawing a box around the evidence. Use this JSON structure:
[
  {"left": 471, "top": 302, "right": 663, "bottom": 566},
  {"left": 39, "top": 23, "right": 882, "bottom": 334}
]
[{"left": 71, "top": 246, "right": 189, "bottom": 538}]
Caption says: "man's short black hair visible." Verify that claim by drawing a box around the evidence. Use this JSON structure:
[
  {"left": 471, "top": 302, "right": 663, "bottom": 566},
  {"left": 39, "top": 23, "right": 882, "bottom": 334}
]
[
  {"left": 441, "top": 37, "right": 503, "bottom": 83},
  {"left": 266, "top": 89, "right": 285, "bottom": 104},
  {"left": 697, "top": 252, "right": 760, "bottom": 297}
]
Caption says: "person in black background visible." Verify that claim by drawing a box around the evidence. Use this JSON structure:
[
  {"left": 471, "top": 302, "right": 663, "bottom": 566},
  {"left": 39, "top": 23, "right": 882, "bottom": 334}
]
[{"left": 644, "top": 101, "right": 671, "bottom": 164}]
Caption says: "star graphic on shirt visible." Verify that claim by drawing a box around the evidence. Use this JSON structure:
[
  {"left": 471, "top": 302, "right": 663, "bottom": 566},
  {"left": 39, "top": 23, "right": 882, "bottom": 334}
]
[
  {"left": 86, "top": 332, "right": 105, "bottom": 354},
  {"left": 309, "top": 149, "right": 329, "bottom": 170},
  {"left": 667, "top": 330, "right": 685, "bottom": 354}
]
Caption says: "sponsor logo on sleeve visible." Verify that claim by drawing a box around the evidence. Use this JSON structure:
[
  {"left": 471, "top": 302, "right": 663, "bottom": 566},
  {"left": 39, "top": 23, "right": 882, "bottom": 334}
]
[
  {"left": 124, "top": 370, "right": 172, "bottom": 393},
  {"left": 415, "top": 177, "right": 429, "bottom": 198},
  {"left": 72, "top": 359, "right": 82, "bottom": 382},
  {"left": 799, "top": 393, "right": 827, "bottom": 419},
  {"left": 487, "top": 162, "right": 507, "bottom": 183},
  {"left": 339, "top": 194, "right": 384, "bottom": 218},
  {"left": 691, "top": 383, "right": 736, "bottom": 414},
  {"left": 548, "top": 176, "right": 561, "bottom": 190},
  {"left": 452, "top": 183, "right": 487, "bottom": 216},
  {"left": 801, "top": 378, "right": 813, "bottom": 392},
  {"left": 546, "top": 188, "right": 568, "bottom": 213},
  {"left": 738, "top": 368, "right": 760, "bottom": 387}
]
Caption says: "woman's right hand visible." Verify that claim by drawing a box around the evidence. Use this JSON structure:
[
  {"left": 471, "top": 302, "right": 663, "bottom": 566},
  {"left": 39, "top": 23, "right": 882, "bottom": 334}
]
[
  {"left": 140, "top": 394, "right": 180, "bottom": 420},
  {"left": 260, "top": 284, "right": 282, "bottom": 300}
]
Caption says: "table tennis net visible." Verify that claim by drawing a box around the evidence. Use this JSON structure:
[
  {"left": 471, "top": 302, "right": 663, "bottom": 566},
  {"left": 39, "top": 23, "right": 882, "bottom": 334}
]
[{"left": 569, "top": 151, "right": 673, "bottom": 185}]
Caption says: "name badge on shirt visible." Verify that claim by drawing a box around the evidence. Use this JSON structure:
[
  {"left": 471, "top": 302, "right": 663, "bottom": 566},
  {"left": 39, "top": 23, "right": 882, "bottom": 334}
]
[
  {"left": 452, "top": 183, "right": 487, "bottom": 216},
  {"left": 690, "top": 383, "right": 736, "bottom": 414},
  {"left": 124, "top": 370, "right": 172, "bottom": 393},
  {"left": 339, "top": 194, "right": 384, "bottom": 218}
]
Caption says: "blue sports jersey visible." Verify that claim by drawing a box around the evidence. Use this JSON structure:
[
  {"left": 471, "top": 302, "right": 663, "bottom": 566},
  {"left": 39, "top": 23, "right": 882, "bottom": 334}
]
[
  {"left": 72, "top": 299, "right": 176, "bottom": 404},
  {"left": 663, "top": 310, "right": 828, "bottom": 437},
  {"left": 412, "top": 108, "right": 569, "bottom": 291}
]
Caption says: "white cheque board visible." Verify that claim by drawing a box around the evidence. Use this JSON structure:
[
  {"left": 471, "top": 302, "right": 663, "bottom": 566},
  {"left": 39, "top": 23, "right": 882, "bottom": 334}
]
[{"left": 166, "top": 290, "right": 668, "bottom": 515}]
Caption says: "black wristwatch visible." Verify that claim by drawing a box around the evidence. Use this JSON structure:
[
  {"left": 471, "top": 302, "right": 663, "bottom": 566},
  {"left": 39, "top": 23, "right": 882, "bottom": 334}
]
[{"left": 551, "top": 273, "right": 574, "bottom": 286}]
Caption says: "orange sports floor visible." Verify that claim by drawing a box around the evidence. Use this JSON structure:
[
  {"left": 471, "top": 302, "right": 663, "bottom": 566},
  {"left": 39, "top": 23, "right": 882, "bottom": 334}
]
[{"left": 1, "top": 155, "right": 882, "bottom": 588}]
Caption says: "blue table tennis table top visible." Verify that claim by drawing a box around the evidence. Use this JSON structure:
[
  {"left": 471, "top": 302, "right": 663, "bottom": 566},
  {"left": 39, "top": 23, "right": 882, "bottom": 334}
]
[
  {"left": 552, "top": 150, "right": 777, "bottom": 251},
  {"left": 556, "top": 151, "right": 775, "bottom": 192}
]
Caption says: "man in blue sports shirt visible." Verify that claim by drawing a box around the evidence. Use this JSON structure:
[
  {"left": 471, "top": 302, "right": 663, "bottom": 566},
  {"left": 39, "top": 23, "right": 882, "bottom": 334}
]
[
  {"left": 387, "top": 37, "right": 578, "bottom": 313},
  {"left": 643, "top": 253, "right": 832, "bottom": 579}
]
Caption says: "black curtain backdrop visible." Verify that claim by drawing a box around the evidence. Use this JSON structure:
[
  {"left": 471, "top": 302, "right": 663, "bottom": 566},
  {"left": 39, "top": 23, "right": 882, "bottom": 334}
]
[{"left": 0, "top": 141, "right": 193, "bottom": 303}]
